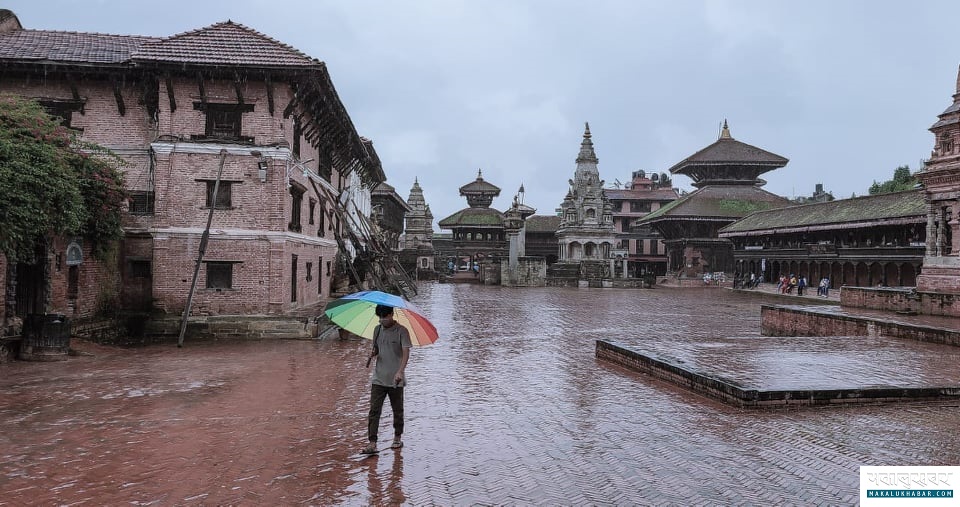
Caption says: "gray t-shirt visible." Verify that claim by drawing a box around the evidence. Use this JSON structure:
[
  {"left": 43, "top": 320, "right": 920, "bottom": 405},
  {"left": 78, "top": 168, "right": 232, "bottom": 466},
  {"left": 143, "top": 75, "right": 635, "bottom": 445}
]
[{"left": 371, "top": 323, "right": 412, "bottom": 387}]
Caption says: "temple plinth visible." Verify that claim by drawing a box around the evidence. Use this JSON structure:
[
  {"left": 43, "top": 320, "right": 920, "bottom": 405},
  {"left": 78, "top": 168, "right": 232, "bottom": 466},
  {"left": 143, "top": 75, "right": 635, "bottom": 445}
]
[{"left": 916, "top": 65, "right": 960, "bottom": 294}]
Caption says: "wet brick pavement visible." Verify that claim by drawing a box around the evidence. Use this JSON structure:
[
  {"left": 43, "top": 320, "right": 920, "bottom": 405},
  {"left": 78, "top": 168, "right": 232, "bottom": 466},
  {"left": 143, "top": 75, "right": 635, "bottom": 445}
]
[{"left": 2, "top": 283, "right": 959, "bottom": 505}]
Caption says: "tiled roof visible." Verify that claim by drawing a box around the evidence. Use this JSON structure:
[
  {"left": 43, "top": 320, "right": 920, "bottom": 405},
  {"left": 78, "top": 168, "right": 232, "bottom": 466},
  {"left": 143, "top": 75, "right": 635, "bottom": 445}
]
[
  {"left": 640, "top": 185, "right": 791, "bottom": 223},
  {"left": 669, "top": 137, "right": 788, "bottom": 174},
  {"left": 459, "top": 178, "right": 501, "bottom": 194},
  {"left": 0, "top": 29, "right": 156, "bottom": 64},
  {"left": 719, "top": 190, "right": 925, "bottom": 236},
  {"left": 371, "top": 182, "right": 411, "bottom": 211},
  {"left": 132, "top": 21, "right": 320, "bottom": 68},
  {"left": 525, "top": 215, "right": 561, "bottom": 233},
  {"left": 0, "top": 21, "right": 321, "bottom": 68},
  {"left": 438, "top": 207, "right": 504, "bottom": 228}
]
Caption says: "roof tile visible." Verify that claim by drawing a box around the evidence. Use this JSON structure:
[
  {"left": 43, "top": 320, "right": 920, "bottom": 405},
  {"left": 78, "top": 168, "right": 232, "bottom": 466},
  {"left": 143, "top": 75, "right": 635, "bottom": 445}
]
[{"left": 720, "top": 190, "right": 925, "bottom": 234}]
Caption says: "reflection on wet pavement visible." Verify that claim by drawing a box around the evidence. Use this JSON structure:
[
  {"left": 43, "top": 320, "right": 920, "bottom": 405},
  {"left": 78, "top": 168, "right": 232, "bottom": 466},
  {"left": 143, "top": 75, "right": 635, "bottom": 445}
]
[{"left": 1, "top": 283, "right": 958, "bottom": 505}]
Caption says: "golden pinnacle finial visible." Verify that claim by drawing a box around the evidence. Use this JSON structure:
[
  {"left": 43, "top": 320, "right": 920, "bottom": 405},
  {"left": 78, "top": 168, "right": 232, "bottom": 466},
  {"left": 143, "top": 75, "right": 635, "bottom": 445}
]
[{"left": 720, "top": 119, "right": 732, "bottom": 139}]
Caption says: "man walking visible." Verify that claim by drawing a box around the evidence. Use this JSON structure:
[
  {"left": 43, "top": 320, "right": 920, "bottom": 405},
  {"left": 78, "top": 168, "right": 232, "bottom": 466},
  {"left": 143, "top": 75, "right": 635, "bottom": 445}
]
[{"left": 362, "top": 304, "right": 412, "bottom": 454}]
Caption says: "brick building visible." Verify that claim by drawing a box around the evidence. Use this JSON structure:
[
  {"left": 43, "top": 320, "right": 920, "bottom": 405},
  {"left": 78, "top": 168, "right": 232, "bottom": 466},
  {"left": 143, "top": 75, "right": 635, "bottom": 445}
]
[
  {"left": 370, "top": 182, "right": 411, "bottom": 251},
  {"left": 0, "top": 11, "right": 383, "bottom": 332},
  {"left": 604, "top": 170, "right": 679, "bottom": 277}
]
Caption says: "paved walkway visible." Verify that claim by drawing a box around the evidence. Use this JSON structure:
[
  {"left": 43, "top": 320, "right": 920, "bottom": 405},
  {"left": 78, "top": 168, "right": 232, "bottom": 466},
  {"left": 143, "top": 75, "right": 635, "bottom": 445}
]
[{"left": 1, "top": 284, "right": 958, "bottom": 505}]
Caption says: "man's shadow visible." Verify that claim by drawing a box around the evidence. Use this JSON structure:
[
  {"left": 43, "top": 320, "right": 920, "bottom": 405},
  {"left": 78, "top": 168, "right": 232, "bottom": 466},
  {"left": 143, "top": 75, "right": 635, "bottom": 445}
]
[{"left": 363, "top": 449, "right": 406, "bottom": 504}]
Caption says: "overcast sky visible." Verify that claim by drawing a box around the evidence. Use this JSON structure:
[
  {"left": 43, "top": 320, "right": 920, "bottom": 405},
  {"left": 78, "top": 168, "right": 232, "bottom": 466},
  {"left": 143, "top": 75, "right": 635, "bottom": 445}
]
[{"left": 7, "top": 1, "right": 960, "bottom": 228}]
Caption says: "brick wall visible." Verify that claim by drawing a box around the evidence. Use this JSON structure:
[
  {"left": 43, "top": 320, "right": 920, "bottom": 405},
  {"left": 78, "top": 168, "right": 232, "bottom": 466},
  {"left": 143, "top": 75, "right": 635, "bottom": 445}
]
[
  {"left": 1, "top": 70, "right": 355, "bottom": 319},
  {"left": 47, "top": 237, "right": 120, "bottom": 319},
  {"left": 760, "top": 305, "right": 868, "bottom": 337},
  {"left": 0, "top": 254, "right": 6, "bottom": 328},
  {"left": 842, "top": 286, "right": 960, "bottom": 318}
]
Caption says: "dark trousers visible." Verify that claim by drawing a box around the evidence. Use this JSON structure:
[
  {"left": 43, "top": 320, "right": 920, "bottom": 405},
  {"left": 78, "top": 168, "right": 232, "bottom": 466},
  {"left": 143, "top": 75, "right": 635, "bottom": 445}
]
[{"left": 368, "top": 384, "right": 404, "bottom": 443}]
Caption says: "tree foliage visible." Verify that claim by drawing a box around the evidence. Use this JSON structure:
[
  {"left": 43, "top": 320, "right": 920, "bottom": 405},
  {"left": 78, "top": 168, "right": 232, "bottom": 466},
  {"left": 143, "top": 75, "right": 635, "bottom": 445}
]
[
  {"left": 868, "top": 165, "right": 918, "bottom": 195},
  {"left": 0, "top": 94, "right": 126, "bottom": 263}
]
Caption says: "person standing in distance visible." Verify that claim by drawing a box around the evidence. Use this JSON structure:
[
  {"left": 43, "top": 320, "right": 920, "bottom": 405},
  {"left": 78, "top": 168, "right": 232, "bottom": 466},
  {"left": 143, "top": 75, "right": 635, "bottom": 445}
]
[{"left": 361, "top": 304, "right": 411, "bottom": 454}]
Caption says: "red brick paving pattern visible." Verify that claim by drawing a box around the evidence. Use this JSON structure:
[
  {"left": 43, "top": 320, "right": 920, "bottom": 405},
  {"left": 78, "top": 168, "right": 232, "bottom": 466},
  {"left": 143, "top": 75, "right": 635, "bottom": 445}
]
[{"left": 1, "top": 284, "right": 958, "bottom": 505}]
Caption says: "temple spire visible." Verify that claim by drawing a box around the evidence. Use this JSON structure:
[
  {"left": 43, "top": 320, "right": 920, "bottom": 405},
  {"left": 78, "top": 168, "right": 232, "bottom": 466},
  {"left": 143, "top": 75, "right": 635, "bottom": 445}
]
[
  {"left": 954, "top": 63, "right": 960, "bottom": 100},
  {"left": 576, "top": 122, "right": 598, "bottom": 164},
  {"left": 719, "top": 119, "right": 732, "bottom": 139}
]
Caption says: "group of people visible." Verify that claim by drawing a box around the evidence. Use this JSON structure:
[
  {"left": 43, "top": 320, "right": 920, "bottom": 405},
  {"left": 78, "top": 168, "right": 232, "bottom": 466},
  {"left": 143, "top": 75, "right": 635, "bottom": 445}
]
[
  {"left": 735, "top": 272, "right": 831, "bottom": 297},
  {"left": 775, "top": 274, "right": 831, "bottom": 297}
]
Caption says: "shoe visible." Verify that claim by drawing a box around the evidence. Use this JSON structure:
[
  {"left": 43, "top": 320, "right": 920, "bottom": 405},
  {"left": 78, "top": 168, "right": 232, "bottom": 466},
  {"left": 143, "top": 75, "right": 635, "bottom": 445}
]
[
  {"left": 361, "top": 443, "right": 379, "bottom": 455},
  {"left": 391, "top": 439, "right": 403, "bottom": 449}
]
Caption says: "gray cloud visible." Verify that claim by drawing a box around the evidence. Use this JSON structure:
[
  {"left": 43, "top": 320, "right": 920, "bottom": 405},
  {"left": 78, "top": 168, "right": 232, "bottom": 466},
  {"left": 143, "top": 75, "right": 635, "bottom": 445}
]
[{"left": 8, "top": 0, "right": 959, "bottom": 227}]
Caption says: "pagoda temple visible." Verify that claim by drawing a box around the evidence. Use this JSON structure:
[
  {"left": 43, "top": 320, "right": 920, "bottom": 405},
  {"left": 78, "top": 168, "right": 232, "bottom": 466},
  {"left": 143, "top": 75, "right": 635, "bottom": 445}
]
[
  {"left": 437, "top": 170, "right": 507, "bottom": 271},
  {"left": 916, "top": 64, "right": 960, "bottom": 294},
  {"left": 639, "top": 121, "right": 790, "bottom": 277}
]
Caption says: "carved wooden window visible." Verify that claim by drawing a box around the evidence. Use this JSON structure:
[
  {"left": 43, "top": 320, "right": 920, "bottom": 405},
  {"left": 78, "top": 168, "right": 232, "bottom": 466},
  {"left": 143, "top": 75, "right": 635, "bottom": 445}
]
[
  {"left": 291, "top": 254, "right": 298, "bottom": 303},
  {"left": 941, "top": 131, "right": 955, "bottom": 154},
  {"left": 129, "top": 191, "right": 155, "bottom": 215},
  {"left": 289, "top": 185, "right": 305, "bottom": 233},
  {"left": 194, "top": 103, "right": 254, "bottom": 142},
  {"left": 39, "top": 99, "right": 83, "bottom": 129},
  {"left": 204, "top": 181, "right": 233, "bottom": 209},
  {"left": 205, "top": 261, "right": 234, "bottom": 289},
  {"left": 128, "top": 260, "right": 151, "bottom": 278}
]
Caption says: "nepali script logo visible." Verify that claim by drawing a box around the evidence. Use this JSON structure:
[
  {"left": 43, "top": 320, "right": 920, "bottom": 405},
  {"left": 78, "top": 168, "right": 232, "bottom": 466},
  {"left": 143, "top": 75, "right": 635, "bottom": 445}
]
[{"left": 860, "top": 466, "right": 958, "bottom": 506}]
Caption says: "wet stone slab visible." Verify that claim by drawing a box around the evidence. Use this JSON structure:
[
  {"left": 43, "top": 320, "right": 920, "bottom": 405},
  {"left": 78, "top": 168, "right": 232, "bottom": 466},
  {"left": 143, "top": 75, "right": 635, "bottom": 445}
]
[
  {"left": 2, "top": 284, "right": 959, "bottom": 506},
  {"left": 598, "top": 336, "right": 960, "bottom": 407}
]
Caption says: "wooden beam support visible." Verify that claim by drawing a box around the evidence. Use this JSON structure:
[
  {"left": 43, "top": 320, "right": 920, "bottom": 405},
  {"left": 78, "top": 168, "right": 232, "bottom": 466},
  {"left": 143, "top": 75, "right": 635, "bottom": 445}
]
[
  {"left": 233, "top": 71, "right": 244, "bottom": 105},
  {"left": 265, "top": 74, "right": 275, "bottom": 115},
  {"left": 165, "top": 76, "right": 177, "bottom": 113},
  {"left": 67, "top": 74, "right": 84, "bottom": 114},
  {"left": 282, "top": 82, "right": 298, "bottom": 118},
  {"left": 112, "top": 78, "right": 126, "bottom": 116},
  {"left": 197, "top": 72, "right": 207, "bottom": 106}
]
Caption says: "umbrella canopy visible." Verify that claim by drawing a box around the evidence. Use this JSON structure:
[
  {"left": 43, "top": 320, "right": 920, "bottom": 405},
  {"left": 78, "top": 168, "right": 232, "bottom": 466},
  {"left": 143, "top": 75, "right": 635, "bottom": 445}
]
[{"left": 324, "top": 290, "right": 439, "bottom": 346}]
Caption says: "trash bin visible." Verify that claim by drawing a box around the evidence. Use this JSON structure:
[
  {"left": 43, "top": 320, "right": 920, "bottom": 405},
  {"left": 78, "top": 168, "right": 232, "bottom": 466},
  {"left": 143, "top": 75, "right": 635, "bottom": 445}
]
[{"left": 19, "top": 314, "right": 71, "bottom": 361}]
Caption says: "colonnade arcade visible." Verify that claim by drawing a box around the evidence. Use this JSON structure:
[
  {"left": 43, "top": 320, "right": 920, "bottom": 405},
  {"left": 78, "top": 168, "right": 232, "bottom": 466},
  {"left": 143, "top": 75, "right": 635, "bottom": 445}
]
[
  {"left": 560, "top": 240, "right": 612, "bottom": 261},
  {"left": 737, "top": 259, "right": 921, "bottom": 287}
]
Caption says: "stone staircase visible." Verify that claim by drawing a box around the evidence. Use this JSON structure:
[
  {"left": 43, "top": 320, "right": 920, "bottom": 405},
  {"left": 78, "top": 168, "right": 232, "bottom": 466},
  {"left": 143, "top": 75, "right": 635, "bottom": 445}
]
[{"left": 546, "top": 260, "right": 611, "bottom": 287}]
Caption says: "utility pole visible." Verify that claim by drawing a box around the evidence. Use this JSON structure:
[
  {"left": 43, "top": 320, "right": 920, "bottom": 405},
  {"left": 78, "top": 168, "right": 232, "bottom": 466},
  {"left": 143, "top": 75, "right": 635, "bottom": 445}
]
[{"left": 178, "top": 149, "right": 228, "bottom": 347}]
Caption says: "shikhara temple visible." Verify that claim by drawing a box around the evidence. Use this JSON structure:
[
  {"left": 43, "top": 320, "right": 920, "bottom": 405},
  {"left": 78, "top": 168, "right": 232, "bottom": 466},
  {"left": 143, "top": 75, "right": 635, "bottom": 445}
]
[{"left": 555, "top": 123, "right": 616, "bottom": 264}]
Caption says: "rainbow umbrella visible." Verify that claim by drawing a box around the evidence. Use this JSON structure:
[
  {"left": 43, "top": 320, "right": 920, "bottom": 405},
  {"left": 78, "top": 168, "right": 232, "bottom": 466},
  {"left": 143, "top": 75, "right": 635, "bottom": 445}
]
[{"left": 324, "top": 290, "right": 439, "bottom": 346}]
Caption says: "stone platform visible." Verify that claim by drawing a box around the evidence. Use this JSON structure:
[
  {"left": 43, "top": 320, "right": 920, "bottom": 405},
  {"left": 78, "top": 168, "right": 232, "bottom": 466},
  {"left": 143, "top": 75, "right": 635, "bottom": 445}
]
[
  {"left": 761, "top": 304, "right": 960, "bottom": 346},
  {"left": 597, "top": 335, "right": 960, "bottom": 408}
]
